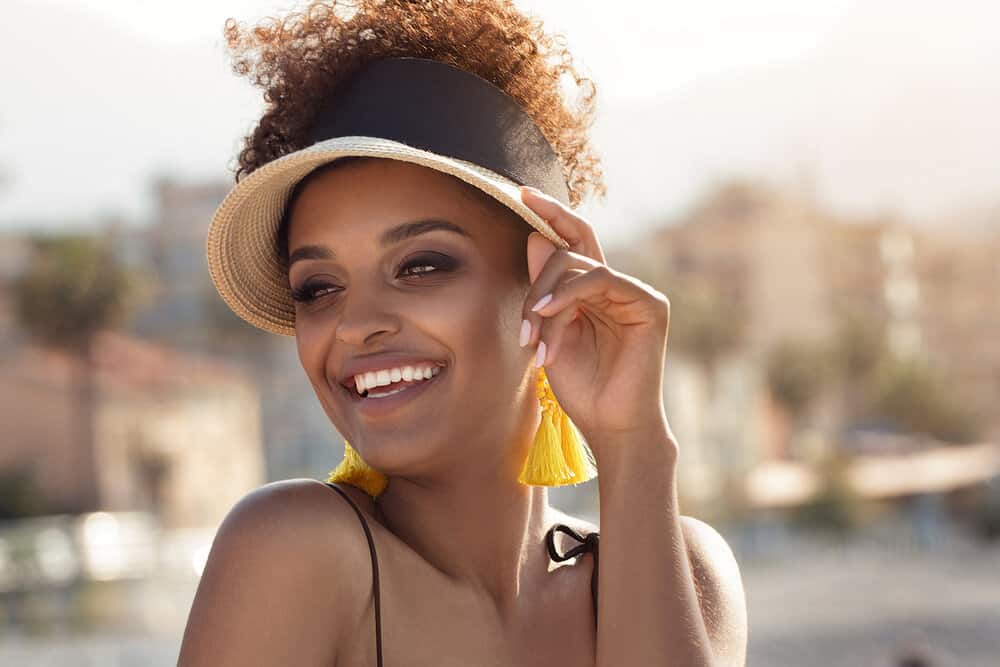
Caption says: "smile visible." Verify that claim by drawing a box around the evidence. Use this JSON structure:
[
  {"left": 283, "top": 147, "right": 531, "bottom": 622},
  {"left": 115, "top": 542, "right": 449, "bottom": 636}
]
[{"left": 343, "top": 366, "right": 447, "bottom": 417}]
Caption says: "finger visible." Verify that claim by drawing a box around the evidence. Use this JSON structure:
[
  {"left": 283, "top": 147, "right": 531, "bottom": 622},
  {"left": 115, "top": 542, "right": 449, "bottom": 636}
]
[
  {"left": 531, "top": 264, "right": 669, "bottom": 329},
  {"left": 520, "top": 186, "right": 607, "bottom": 265},
  {"left": 522, "top": 250, "right": 601, "bottom": 348},
  {"left": 535, "top": 289, "right": 585, "bottom": 367},
  {"left": 524, "top": 265, "right": 587, "bottom": 351},
  {"left": 526, "top": 231, "right": 557, "bottom": 285}
]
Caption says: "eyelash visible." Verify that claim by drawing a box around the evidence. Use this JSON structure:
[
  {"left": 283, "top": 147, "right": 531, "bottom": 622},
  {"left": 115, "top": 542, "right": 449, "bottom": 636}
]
[{"left": 290, "top": 253, "right": 455, "bottom": 304}]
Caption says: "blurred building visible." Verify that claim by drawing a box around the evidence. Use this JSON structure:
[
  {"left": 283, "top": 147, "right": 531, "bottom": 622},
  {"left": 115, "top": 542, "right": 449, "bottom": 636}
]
[
  {"left": 0, "top": 331, "right": 265, "bottom": 528},
  {"left": 140, "top": 176, "right": 232, "bottom": 343},
  {"left": 617, "top": 179, "right": 1000, "bottom": 514},
  {"left": 912, "top": 226, "right": 1000, "bottom": 429}
]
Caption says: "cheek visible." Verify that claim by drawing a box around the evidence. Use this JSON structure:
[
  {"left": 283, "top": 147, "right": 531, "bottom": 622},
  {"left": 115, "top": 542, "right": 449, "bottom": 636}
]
[
  {"left": 459, "top": 280, "right": 528, "bottom": 363},
  {"left": 416, "top": 284, "right": 485, "bottom": 349}
]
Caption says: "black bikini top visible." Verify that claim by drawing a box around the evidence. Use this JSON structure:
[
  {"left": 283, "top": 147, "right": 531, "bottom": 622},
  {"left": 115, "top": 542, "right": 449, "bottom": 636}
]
[{"left": 323, "top": 482, "right": 599, "bottom": 667}]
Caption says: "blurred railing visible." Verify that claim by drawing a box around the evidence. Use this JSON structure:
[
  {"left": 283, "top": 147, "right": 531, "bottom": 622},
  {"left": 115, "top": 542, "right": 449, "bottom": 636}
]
[{"left": 0, "top": 512, "right": 212, "bottom": 634}]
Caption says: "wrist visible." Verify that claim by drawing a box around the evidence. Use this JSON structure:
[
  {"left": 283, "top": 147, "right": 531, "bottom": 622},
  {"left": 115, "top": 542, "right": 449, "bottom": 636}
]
[{"left": 589, "top": 419, "right": 679, "bottom": 484}]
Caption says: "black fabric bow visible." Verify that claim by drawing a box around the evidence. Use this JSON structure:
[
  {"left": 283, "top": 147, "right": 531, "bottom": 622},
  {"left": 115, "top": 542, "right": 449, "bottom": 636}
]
[{"left": 546, "top": 523, "right": 600, "bottom": 626}]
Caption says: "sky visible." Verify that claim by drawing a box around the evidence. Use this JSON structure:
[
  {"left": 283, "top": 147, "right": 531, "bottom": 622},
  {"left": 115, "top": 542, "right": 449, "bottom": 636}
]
[{"left": 2, "top": 0, "right": 999, "bottom": 247}]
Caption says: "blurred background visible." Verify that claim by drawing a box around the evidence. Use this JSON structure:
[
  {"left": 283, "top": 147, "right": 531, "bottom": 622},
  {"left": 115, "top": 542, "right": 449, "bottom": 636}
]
[{"left": 2, "top": 0, "right": 998, "bottom": 665}]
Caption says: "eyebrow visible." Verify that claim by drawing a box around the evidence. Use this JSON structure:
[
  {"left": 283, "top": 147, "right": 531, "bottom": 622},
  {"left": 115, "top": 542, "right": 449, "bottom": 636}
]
[{"left": 288, "top": 219, "right": 471, "bottom": 266}]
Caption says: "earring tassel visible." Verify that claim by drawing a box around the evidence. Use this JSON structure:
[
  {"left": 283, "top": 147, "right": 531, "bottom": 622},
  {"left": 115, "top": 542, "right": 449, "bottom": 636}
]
[
  {"left": 558, "top": 407, "right": 597, "bottom": 483},
  {"left": 327, "top": 440, "right": 389, "bottom": 497},
  {"left": 519, "top": 367, "right": 597, "bottom": 486},
  {"left": 518, "top": 398, "right": 574, "bottom": 485}
]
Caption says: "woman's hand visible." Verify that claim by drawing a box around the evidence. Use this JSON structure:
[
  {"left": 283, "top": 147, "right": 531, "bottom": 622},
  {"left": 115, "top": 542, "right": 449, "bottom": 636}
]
[{"left": 519, "top": 186, "right": 675, "bottom": 460}]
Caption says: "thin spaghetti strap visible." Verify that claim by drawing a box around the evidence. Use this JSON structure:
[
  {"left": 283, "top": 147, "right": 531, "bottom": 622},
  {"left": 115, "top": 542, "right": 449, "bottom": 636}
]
[
  {"left": 323, "top": 482, "right": 383, "bottom": 667},
  {"left": 545, "top": 524, "right": 600, "bottom": 628}
]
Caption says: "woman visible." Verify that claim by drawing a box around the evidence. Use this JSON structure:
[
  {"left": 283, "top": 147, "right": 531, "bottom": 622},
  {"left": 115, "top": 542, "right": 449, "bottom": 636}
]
[{"left": 179, "top": 1, "right": 747, "bottom": 665}]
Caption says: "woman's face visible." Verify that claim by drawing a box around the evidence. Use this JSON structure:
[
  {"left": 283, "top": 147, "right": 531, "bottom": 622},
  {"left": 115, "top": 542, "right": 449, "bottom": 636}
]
[{"left": 286, "top": 158, "right": 538, "bottom": 478}]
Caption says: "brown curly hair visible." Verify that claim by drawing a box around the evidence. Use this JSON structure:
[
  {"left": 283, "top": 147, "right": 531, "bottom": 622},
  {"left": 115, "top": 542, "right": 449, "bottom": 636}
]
[{"left": 223, "top": 0, "right": 605, "bottom": 208}]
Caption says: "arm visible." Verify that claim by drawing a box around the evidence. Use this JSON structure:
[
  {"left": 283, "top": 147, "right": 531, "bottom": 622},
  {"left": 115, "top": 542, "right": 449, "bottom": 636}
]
[
  {"left": 594, "top": 422, "right": 748, "bottom": 667},
  {"left": 177, "top": 480, "right": 361, "bottom": 666},
  {"left": 513, "top": 185, "right": 747, "bottom": 664}
]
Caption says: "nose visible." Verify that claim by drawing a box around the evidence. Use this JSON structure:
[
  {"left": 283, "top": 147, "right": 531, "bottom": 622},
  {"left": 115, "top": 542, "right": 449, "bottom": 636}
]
[{"left": 332, "top": 281, "right": 402, "bottom": 346}]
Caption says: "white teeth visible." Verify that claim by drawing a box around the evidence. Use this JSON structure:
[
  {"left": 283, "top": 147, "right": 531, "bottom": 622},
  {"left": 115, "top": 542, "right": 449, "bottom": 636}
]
[{"left": 352, "top": 364, "right": 442, "bottom": 395}]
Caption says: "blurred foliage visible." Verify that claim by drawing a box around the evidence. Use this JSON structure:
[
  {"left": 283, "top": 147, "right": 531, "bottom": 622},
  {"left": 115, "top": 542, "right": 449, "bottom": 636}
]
[
  {"left": 765, "top": 338, "right": 831, "bottom": 419},
  {"left": 13, "top": 234, "right": 133, "bottom": 352},
  {"left": 829, "top": 308, "right": 888, "bottom": 387},
  {"left": 778, "top": 306, "right": 983, "bottom": 445},
  {"left": 621, "top": 243, "right": 748, "bottom": 387},
  {"left": 789, "top": 450, "right": 863, "bottom": 534},
  {"left": 0, "top": 466, "right": 49, "bottom": 519},
  {"left": 666, "top": 277, "right": 748, "bottom": 381},
  {"left": 871, "top": 356, "right": 982, "bottom": 444}
]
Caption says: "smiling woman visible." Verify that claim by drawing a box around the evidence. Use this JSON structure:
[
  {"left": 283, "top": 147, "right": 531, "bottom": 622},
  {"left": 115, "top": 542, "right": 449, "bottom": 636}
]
[{"left": 180, "top": 1, "right": 747, "bottom": 666}]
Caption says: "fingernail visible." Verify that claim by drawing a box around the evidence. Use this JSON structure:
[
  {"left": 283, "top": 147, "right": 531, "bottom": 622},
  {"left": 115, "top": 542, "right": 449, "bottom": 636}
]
[
  {"left": 531, "top": 293, "right": 553, "bottom": 312},
  {"left": 535, "top": 340, "right": 547, "bottom": 367},
  {"left": 519, "top": 319, "right": 531, "bottom": 347}
]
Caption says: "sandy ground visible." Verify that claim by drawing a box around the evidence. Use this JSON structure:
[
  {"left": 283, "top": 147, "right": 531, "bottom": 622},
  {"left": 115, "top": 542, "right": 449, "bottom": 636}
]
[{"left": 740, "top": 534, "right": 1000, "bottom": 667}]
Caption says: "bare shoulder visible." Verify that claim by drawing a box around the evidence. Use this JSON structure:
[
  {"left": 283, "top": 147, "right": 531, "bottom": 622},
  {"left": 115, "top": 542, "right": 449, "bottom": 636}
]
[
  {"left": 679, "top": 515, "right": 748, "bottom": 666},
  {"left": 178, "top": 479, "right": 375, "bottom": 666}
]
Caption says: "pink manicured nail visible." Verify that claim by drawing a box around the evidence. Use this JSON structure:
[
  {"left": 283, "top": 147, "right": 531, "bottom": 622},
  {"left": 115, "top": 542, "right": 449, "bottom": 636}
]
[
  {"left": 519, "top": 319, "right": 531, "bottom": 347},
  {"left": 531, "top": 293, "right": 553, "bottom": 312},
  {"left": 535, "top": 340, "right": 547, "bottom": 367}
]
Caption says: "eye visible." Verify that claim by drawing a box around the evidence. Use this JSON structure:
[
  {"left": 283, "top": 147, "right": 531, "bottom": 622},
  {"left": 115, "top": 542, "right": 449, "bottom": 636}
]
[
  {"left": 291, "top": 252, "right": 457, "bottom": 304},
  {"left": 290, "top": 281, "right": 341, "bottom": 303},
  {"left": 398, "top": 252, "right": 456, "bottom": 279}
]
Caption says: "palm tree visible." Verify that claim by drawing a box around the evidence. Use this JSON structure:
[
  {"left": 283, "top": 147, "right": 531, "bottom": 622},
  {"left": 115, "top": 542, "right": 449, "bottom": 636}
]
[
  {"left": 829, "top": 308, "right": 887, "bottom": 422},
  {"left": 667, "top": 278, "right": 747, "bottom": 396},
  {"left": 12, "top": 234, "right": 132, "bottom": 511},
  {"left": 764, "top": 337, "right": 831, "bottom": 460}
]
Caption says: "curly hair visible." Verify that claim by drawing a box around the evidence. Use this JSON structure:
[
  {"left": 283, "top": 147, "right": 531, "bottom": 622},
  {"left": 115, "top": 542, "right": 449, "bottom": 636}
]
[{"left": 223, "top": 0, "right": 605, "bottom": 208}]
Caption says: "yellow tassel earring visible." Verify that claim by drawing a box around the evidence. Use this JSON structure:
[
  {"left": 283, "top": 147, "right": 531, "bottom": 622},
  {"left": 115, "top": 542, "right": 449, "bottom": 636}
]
[
  {"left": 518, "top": 366, "right": 598, "bottom": 486},
  {"left": 326, "top": 440, "right": 389, "bottom": 497}
]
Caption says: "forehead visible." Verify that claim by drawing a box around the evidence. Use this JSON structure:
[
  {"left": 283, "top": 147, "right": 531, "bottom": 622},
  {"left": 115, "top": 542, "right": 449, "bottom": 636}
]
[{"left": 286, "top": 158, "right": 525, "bottom": 245}]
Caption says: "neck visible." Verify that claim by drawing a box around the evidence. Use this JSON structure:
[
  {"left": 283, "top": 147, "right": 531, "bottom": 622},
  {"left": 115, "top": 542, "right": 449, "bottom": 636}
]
[
  {"left": 374, "top": 450, "right": 556, "bottom": 617},
  {"left": 370, "top": 363, "right": 560, "bottom": 616}
]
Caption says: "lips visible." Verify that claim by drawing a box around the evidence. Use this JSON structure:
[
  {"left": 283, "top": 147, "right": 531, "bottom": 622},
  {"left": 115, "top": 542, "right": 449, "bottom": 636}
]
[{"left": 346, "top": 364, "right": 447, "bottom": 419}]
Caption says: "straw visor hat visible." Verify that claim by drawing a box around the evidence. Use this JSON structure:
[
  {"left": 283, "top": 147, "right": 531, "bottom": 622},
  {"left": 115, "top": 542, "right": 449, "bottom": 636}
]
[{"left": 207, "top": 57, "right": 573, "bottom": 336}]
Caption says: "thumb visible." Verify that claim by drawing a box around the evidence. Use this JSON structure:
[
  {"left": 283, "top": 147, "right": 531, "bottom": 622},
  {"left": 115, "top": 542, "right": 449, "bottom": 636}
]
[{"left": 526, "top": 231, "right": 558, "bottom": 285}]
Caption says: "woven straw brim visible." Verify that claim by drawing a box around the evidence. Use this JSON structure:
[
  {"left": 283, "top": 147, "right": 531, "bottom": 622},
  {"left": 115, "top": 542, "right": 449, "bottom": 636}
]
[{"left": 206, "top": 136, "right": 571, "bottom": 336}]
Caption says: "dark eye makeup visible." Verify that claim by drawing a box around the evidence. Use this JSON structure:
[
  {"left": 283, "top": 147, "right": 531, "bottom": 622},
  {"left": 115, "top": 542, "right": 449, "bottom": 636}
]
[{"left": 289, "top": 251, "right": 459, "bottom": 304}]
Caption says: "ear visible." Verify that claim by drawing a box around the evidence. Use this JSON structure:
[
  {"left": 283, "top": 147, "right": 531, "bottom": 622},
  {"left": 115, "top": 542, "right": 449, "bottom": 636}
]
[{"left": 526, "top": 231, "right": 558, "bottom": 285}]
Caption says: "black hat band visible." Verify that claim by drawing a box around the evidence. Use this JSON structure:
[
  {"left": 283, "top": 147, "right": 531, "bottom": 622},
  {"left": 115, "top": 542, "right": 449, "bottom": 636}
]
[{"left": 306, "top": 57, "right": 570, "bottom": 205}]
